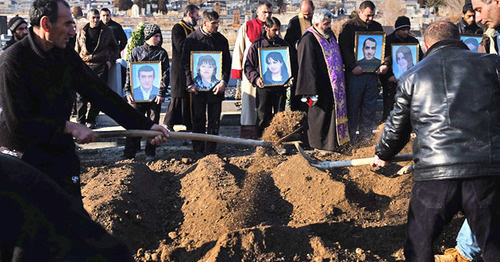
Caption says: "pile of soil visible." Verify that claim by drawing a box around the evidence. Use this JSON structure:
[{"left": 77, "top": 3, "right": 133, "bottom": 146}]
[{"left": 79, "top": 123, "right": 463, "bottom": 261}]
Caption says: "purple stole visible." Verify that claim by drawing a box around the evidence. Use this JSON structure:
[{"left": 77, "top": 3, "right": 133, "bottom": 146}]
[{"left": 306, "top": 27, "right": 350, "bottom": 145}]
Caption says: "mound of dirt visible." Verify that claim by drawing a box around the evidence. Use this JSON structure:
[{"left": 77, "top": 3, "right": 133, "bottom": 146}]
[
  {"left": 79, "top": 123, "right": 462, "bottom": 262},
  {"left": 262, "top": 111, "right": 306, "bottom": 145},
  {"left": 81, "top": 160, "right": 169, "bottom": 250}
]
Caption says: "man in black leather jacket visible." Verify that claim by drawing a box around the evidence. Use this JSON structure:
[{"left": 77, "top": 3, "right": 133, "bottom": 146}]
[{"left": 372, "top": 21, "right": 500, "bottom": 261}]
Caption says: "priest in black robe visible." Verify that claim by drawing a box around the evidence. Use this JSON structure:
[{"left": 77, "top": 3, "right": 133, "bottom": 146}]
[{"left": 296, "top": 9, "right": 350, "bottom": 152}]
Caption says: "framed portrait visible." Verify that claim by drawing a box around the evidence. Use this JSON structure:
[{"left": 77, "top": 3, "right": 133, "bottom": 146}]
[
  {"left": 130, "top": 61, "right": 161, "bottom": 102},
  {"left": 391, "top": 43, "right": 420, "bottom": 80},
  {"left": 460, "top": 34, "right": 482, "bottom": 52},
  {"left": 258, "top": 46, "right": 292, "bottom": 87},
  {"left": 190, "top": 51, "right": 222, "bottom": 91},
  {"left": 355, "top": 32, "right": 386, "bottom": 73}
]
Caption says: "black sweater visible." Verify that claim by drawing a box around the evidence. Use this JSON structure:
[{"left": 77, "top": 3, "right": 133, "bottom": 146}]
[{"left": 0, "top": 28, "right": 153, "bottom": 156}]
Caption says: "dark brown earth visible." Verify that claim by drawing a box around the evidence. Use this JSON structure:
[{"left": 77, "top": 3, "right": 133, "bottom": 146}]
[{"left": 78, "top": 114, "right": 464, "bottom": 262}]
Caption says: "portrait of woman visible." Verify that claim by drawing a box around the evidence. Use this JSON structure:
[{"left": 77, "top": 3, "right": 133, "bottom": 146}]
[
  {"left": 263, "top": 51, "right": 289, "bottom": 85},
  {"left": 393, "top": 45, "right": 416, "bottom": 79},
  {"left": 193, "top": 55, "right": 220, "bottom": 90}
]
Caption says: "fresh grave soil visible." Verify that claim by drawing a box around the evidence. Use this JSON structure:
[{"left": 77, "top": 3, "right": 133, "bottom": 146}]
[{"left": 78, "top": 121, "right": 465, "bottom": 262}]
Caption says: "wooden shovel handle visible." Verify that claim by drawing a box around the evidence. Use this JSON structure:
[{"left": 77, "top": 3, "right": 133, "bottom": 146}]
[
  {"left": 95, "top": 130, "right": 272, "bottom": 148},
  {"left": 311, "top": 154, "right": 414, "bottom": 169}
]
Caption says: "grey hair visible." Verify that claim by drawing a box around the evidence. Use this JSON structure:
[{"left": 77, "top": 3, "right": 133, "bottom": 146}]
[{"left": 312, "top": 9, "right": 333, "bottom": 25}]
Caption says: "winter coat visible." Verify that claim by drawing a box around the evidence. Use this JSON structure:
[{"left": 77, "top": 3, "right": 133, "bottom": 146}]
[{"left": 376, "top": 40, "right": 500, "bottom": 181}]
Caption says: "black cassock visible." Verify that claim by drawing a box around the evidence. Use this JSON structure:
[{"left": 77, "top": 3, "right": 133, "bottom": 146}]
[{"left": 296, "top": 31, "right": 340, "bottom": 151}]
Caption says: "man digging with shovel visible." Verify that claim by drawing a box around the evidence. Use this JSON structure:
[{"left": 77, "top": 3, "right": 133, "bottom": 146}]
[
  {"left": 371, "top": 21, "right": 500, "bottom": 261},
  {"left": 0, "top": 0, "right": 169, "bottom": 204}
]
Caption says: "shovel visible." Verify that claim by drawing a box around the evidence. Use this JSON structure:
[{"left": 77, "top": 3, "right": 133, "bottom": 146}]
[
  {"left": 291, "top": 142, "right": 413, "bottom": 170},
  {"left": 95, "top": 130, "right": 272, "bottom": 148}
]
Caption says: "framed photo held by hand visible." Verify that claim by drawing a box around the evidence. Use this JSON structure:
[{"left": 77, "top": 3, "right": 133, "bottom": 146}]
[
  {"left": 355, "top": 32, "right": 386, "bottom": 73},
  {"left": 460, "top": 34, "right": 482, "bottom": 52},
  {"left": 190, "top": 51, "right": 222, "bottom": 91},
  {"left": 130, "top": 61, "right": 161, "bottom": 102},
  {"left": 391, "top": 43, "right": 419, "bottom": 80},
  {"left": 258, "top": 46, "right": 292, "bottom": 87}
]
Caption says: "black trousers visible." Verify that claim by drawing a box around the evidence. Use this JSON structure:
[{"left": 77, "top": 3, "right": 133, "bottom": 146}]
[
  {"left": 191, "top": 92, "right": 222, "bottom": 153},
  {"left": 380, "top": 77, "right": 397, "bottom": 121},
  {"left": 76, "top": 63, "right": 109, "bottom": 124},
  {"left": 163, "top": 96, "right": 192, "bottom": 131},
  {"left": 124, "top": 101, "right": 161, "bottom": 158},
  {"left": 404, "top": 177, "right": 500, "bottom": 261},
  {"left": 256, "top": 87, "right": 286, "bottom": 137}
]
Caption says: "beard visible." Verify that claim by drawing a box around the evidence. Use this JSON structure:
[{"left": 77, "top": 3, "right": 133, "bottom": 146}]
[
  {"left": 14, "top": 31, "right": 27, "bottom": 41},
  {"left": 189, "top": 16, "right": 197, "bottom": 26},
  {"left": 321, "top": 28, "right": 334, "bottom": 39}
]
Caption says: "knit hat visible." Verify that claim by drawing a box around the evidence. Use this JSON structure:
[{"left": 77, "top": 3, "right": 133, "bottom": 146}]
[
  {"left": 8, "top": 15, "right": 27, "bottom": 32},
  {"left": 394, "top": 16, "right": 411, "bottom": 31},
  {"left": 143, "top": 23, "right": 161, "bottom": 40}
]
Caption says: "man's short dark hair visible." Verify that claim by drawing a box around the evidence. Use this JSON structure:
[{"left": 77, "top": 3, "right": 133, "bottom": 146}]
[
  {"left": 30, "top": 0, "right": 69, "bottom": 27},
  {"left": 258, "top": 1, "right": 272, "bottom": 9},
  {"left": 264, "top": 17, "right": 281, "bottom": 28},
  {"left": 462, "top": 3, "right": 474, "bottom": 14},
  {"left": 363, "top": 37, "right": 377, "bottom": 48},
  {"left": 138, "top": 65, "right": 155, "bottom": 78},
  {"left": 183, "top": 4, "right": 199, "bottom": 17},
  {"left": 202, "top": 10, "right": 219, "bottom": 22},
  {"left": 359, "top": 0, "right": 376, "bottom": 10},
  {"left": 424, "top": 20, "right": 460, "bottom": 46},
  {"left": 100, "top": 7, "right": 110, "bottom": 13}
]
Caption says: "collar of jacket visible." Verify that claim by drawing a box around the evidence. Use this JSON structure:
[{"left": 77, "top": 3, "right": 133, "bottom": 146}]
[
  {"left": 83, "top": 21, "right": 104, "bottom": 31},
  {"left": 424, "top": 39, "right": 468, "bottom": 58},
  {"left": 26, "top": 26, "right": 64, "bottom": 60},
  {"left": 355, "top": 15, "right": 370, "bottom": 28}
]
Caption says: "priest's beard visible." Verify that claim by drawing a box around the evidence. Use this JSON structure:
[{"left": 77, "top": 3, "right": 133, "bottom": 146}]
[{"left": 317, "top": 27, "right": 334, "bottom": 39}]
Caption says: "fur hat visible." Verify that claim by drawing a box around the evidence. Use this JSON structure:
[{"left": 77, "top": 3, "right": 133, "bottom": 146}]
[
  {"left": 394, "top": 16, "right": 411, "bottom": 31},
  {"left": 143, "top": 23, "right": 161, "bottom": 40},
  {"left": 8, "top": 15, "right": 27, "bottom": 32}
]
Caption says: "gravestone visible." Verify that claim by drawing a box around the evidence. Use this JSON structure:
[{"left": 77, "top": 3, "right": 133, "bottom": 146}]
[
  {"left": 131, "top": 4, "right": 140, "bottom": 17},
  {"left": 232, "top": 10, "right": 240, "bottom": 28},
  {"left": 0, "top": 16, "right": 7, "bottom": 35}
]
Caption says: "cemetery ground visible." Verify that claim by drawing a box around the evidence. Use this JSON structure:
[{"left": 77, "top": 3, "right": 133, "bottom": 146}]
[{"left": 77, "top": 113, "right": 465, "bottom": 262}]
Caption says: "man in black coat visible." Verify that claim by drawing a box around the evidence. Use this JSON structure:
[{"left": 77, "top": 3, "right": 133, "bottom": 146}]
[
  {"left": 456, "top": 3, "right": 483, "bottom": 35},
  {"left": 182, "top": 10, "right": 231, "bottom": 153},
  {"left": 0, "top": 0, "right": 168, "bottom": 201},
  {"left": 163, "top": 4, "right": 200, "bottom": 132},
  {"left": 0, "top": 154, "right": 134, "bottom": 261},
  {"left": 372, "top": 21, "right": 500, "bottom": 261},
  {"left": 338, "top": 0, "right": 384, "bottom": 143},
  {"left": 380, "top": 16, "right": 424, "bottom": 121},
  {"left": 284, "top": 0, "right": 314, "bottom": 111},
  {"left": 245, "top": 17, "right": 289, "bottom": 137},
  {"left": 100, "top": 8, "right": 128, "bottom": 55}
]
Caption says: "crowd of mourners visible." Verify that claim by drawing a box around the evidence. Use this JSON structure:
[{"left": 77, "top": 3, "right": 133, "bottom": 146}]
[{"left": 0, "top": 0, "right": 499, "bottom": 261}]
